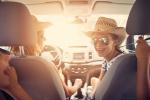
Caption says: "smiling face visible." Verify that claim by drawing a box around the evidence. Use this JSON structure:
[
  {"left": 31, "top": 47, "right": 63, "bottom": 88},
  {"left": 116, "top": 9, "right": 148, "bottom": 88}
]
[{"left": 93, "top": 33, "right": 118, "bottom": 59}]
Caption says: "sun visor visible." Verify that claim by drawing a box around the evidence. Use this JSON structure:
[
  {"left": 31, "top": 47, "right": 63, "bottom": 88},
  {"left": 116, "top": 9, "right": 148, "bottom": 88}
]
[
  {"left": 27, "top": 1, "right": 64, "bottom": 15},
  {"left": 92, "top": 1, "right": 133, "bottom": 15},
  {"left": 4, "top": 0, "right": 64, "bottom": 15},
  {"left": 126, "top": 0, "right": 150, "bottom": 35},
  {"left": 0, "top": 2, "right": 36, "bottom": 46}
]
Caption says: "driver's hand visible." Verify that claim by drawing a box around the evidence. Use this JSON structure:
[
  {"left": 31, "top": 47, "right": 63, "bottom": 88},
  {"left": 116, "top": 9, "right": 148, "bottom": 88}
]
[
  {"left": 74, "top": 79, "right": 83, "bottom": 89},
  {"left": 91, "top": 77, "right": 99, "bottom": 87}
]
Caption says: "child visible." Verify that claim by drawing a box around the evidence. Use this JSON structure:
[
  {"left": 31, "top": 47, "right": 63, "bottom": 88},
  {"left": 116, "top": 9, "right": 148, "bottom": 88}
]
[{"left": 0, "top": 48, "right": 32, "bottom": 100}]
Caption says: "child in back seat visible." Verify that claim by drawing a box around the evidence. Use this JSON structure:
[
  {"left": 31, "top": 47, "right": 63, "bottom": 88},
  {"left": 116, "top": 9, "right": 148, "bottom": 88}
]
[{"left": 0, "top": 48, "right": 33, "bottom": 100}]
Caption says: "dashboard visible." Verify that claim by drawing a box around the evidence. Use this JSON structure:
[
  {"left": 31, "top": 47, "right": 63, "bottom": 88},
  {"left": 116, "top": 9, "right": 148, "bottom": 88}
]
[{"left": 62, "top": 45, "right": 103, "bottom": 84}]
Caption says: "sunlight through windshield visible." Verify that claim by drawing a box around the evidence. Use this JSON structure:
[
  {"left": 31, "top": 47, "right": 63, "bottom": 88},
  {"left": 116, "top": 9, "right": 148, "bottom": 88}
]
[
  {"left": 37, "top": 15, "right": 91, "bottom": 48},
  {"left": 37, "top": 14, "right": 128, "bottom": 50}
]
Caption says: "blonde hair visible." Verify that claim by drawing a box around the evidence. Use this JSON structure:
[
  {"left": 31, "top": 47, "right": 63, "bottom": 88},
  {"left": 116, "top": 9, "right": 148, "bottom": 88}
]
[{"left": 11, "top": 30, "right": 44, "bottom": 56}]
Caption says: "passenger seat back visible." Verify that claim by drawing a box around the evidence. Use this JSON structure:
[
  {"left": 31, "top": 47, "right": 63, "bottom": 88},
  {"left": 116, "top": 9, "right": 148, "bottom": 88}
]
[
  {"left": 0, "top": 1, "right": 66, "bottom": 100},
  {"left": 10, "top": 56, "right": 65, "bottom": 100},
  {"left": 95, "top": 54, "right": 137, "bottom": 100}
]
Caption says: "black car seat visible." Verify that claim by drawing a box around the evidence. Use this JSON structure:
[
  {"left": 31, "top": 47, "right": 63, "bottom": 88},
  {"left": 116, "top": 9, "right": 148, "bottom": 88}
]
[
  {"left": 95, "top": 54, "right": 137, "bottom": 100},
  {"left": 126, "top": 0, "right": 150, "bottom": 35},
  {"left": 0, "top": 1, "right": 65, "bottom": 100}
]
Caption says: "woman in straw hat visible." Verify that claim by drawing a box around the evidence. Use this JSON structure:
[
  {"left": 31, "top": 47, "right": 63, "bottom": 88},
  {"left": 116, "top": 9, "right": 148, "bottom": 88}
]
[
  {"left": 10, "top": 15, "right": 83, "bottom": 97},
  {"left": 85, "top": 17, "right": 127, "bottom": 97}
]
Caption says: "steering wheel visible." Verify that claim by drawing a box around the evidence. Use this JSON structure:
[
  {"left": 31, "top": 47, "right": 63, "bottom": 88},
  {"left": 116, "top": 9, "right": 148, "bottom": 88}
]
[{"left": 43, "top": 45, "right": 63, "bottom": 69}]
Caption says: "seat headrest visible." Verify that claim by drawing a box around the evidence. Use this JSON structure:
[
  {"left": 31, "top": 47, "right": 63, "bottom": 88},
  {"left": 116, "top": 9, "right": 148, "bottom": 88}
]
[
  {"left": 126, "top": 0, "right": 150, "bottom": 35},
  {"left": 0, "top": 1, "right": 36, "bottom": 46}
]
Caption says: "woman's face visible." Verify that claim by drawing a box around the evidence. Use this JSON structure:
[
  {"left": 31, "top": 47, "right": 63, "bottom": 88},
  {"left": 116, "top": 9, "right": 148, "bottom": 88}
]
[
  {"left": 93, "top": 33, "right": 117, "bottom": 58},
  {"left": 0, "top": 54, "right": 10, "bottom": 88}
]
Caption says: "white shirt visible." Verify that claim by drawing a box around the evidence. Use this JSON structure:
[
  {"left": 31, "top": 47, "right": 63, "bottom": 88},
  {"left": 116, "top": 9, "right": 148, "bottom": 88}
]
[{"left": 102, "top": 53, "right": 124, "bottom": 71}]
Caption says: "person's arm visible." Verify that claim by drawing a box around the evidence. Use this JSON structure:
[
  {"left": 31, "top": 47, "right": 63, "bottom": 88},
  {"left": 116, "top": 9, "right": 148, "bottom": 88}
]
[
  {"left": 9, "top": 84, "right": 32, "bottom": 100},
  {"left": 99, "top": 67, "right": 106, "bottom": 80},
  {"left": 136, "top": 37, "right": 150, "bottom": 100},
  {"left": 4, "top": 67, "right": 32, "bottom": 100},
  {"left": 59, "top": 69, "right": 83, "bottom": 96},
  {"left": 136, "top": 57, "right": 149, "bottom": 100},
  {"left": 148, "top": 57, "right": 150, "bottom": 96},
  {"left": 61, "top": 78, "right": 82, "bottom": 96},
  {"left": 90, "top": 67, "right": 106, "bottom": 97}
]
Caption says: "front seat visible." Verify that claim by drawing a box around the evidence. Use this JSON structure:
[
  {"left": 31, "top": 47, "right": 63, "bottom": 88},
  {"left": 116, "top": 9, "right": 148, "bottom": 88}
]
[
  {"left": 0, "top": 1, "right": 65, "bottom": 100},
  {"left": 95, "top": 54, "right": 137, "bottom": 100}
]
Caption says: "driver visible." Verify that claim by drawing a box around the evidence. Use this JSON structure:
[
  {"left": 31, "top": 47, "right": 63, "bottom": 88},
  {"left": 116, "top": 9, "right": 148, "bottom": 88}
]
[
  {"left": 11, "top": 15, "right": 83, "bottom": 97},
  {"left": 85, "top": 17, "right": 127, "bottom": 97}
]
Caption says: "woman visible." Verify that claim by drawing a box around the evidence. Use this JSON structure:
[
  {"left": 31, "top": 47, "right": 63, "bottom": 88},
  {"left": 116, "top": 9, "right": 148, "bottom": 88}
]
[
  {"left": 136, "top": 37, "right": 150, "bottom": 100},
  {"left": 11, "top": 15, "right": 50, "bottom": 56},
  {"left": 0, "top": 48, "right": 32, "bottom": 100},
  {"left": 11, "top": 15, "right": 83, "bottom": 97},
  {"left": 85, "top": 17, "right": 127, "bottom": 97}
]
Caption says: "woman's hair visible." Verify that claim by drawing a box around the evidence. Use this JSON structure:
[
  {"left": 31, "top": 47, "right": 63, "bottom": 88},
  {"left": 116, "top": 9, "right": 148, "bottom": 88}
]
[
  {"left": 10, "top": 30, "right": 44, "bottom": 56},
  {"left": 110, "top": 33, "right": 123, "bottom": 53}
]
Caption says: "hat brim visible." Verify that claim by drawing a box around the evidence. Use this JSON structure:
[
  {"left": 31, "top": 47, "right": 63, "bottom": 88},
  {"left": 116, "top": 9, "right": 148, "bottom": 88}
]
[
  {"left": 85, "top": 27, "right": 127, "bottom": 45},
  {"left": 32, "top": 15, "right": 52, "bottom": 31},
  {"left": 34, "top": 21, "right": 51, "bottom": 31}
]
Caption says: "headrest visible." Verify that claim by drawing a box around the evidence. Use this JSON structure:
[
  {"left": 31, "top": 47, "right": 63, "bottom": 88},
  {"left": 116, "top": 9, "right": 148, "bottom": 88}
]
[
  {"left": 0, "top": 1, "right": 36, "bottom": 46},
  {"left": 126, "top": 0, "right": 150, "bottom": 35}
]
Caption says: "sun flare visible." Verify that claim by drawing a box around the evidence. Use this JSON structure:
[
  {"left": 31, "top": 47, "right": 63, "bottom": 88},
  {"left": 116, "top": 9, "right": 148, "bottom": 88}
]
[{"left": 44, "top": 18, "right": 91, "bottom": 48}]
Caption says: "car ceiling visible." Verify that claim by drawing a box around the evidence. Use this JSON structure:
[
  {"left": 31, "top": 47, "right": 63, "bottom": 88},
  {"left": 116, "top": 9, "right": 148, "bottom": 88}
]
[
  {"left": 2, "top": 0, "right": 135, "bottom": 16},
  {"left": 0, "top": 0, "right": 138, "bottom": 48}
]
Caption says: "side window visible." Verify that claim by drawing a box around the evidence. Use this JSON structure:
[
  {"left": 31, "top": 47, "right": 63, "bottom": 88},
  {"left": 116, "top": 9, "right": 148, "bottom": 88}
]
[
  {"left": 145, "top": 36, "right": 150, "bottom": 46},
  {"left": 122, "top": 35, "right": 150, "bottom": 53}
]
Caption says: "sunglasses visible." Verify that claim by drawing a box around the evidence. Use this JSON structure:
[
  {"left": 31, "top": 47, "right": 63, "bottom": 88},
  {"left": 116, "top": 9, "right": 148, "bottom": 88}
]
[
  {"left": 92, "top": 37, "right": 109, "bottom": 46},
  {"left": 0, "top": 48, "right": 11, "bottom": 55}
]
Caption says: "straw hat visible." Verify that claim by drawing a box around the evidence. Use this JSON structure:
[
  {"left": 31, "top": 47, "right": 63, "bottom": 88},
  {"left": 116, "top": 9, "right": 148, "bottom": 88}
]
[
  {"left": 86, "top": 17, "right": 127, "bottom": 45},
  {"left": 32, "top": 15, "right": 51, "bottom": 31}
]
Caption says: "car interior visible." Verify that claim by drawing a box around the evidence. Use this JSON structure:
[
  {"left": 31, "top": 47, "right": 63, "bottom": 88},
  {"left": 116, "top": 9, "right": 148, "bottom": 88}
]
[{"left": 0, "top": 0, "right": 150, "bottom": 100}]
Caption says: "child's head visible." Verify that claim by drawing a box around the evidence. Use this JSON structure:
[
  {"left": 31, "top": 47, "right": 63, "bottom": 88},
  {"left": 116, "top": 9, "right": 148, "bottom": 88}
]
[{"left": 0, "top": 49, "right": 11, "bottom": 89}]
